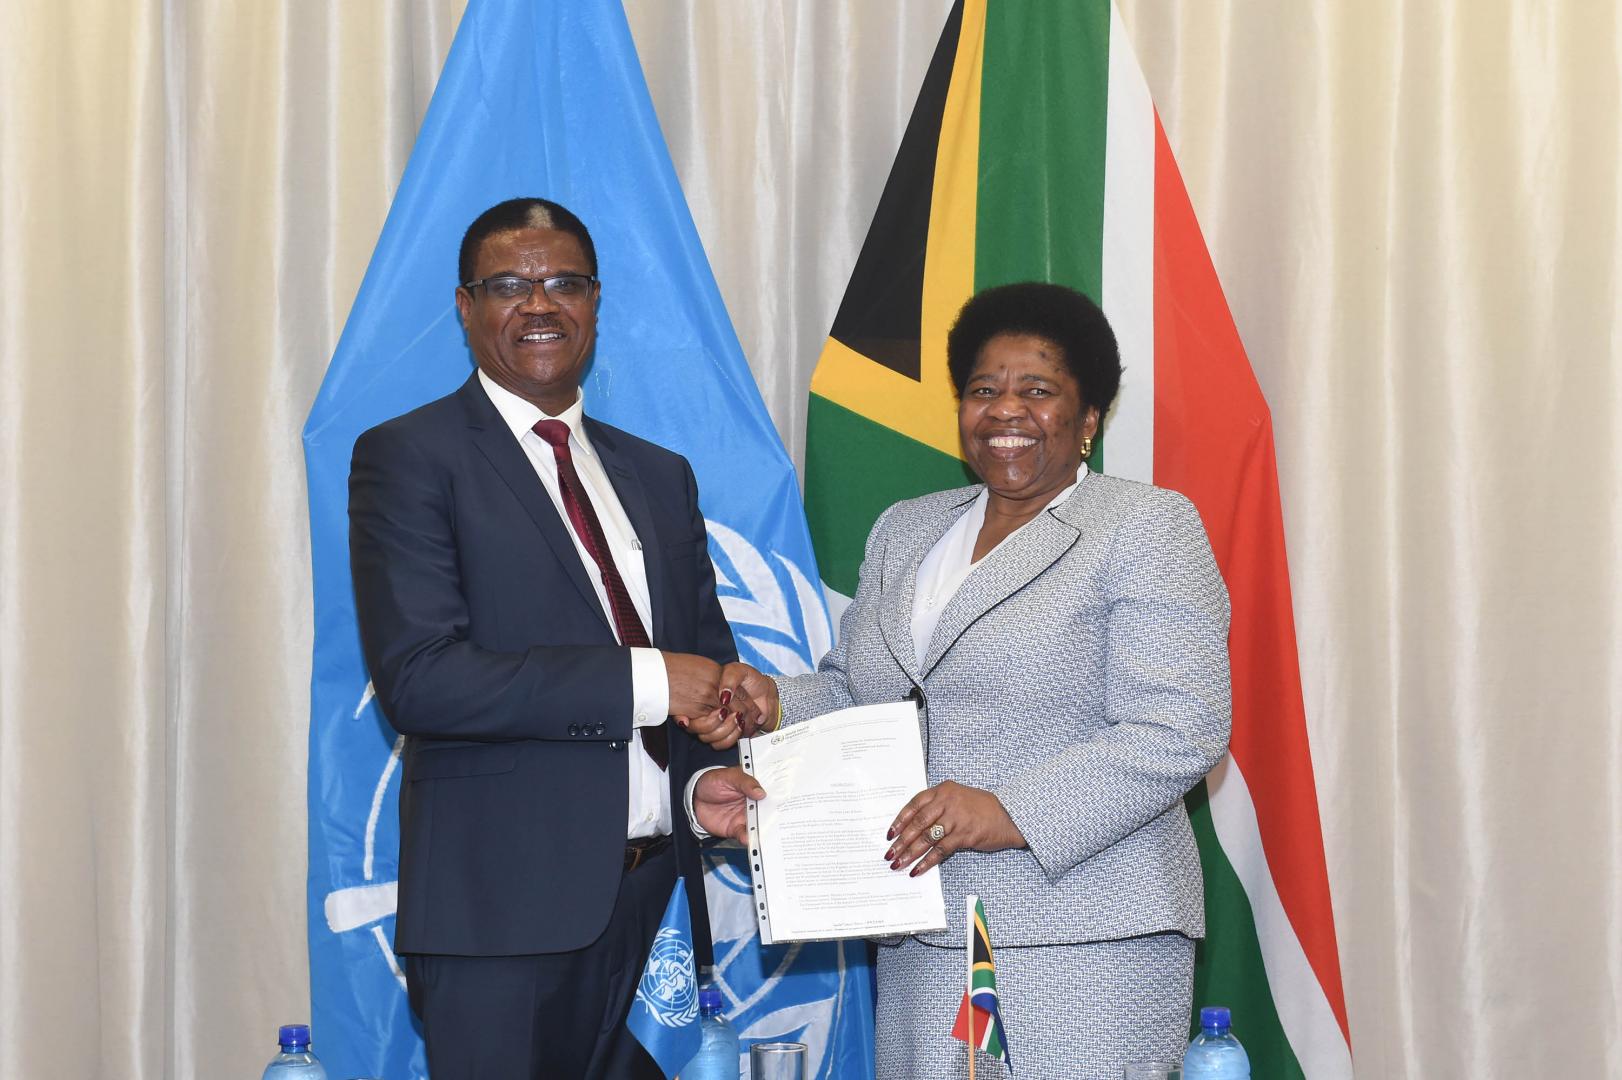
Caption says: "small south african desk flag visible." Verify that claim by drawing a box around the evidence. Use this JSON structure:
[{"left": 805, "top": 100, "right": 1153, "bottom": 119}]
[{"left": 951, "top": 895, "right": 1012, "bottom": 1071}]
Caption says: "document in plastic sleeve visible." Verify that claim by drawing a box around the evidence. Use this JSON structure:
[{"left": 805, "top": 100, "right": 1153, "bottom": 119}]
[{"left": 739, "top": 700, "right": 947, "bottom": 944}]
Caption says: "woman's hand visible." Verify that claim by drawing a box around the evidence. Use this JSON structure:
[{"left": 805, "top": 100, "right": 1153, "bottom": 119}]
[
  {"left": 884, "top": 781, "right": 1027, "bottom": 876},
  {"left": 678, "top": 661, "right": 780, "bottom": 750},
  {"left": 721, "top": 662, "right": 779, "bottom": 735}
]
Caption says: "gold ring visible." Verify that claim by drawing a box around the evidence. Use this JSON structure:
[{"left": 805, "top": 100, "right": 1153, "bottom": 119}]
[{"left": 928, "top": 823, "right": 946, "bottom": 843}]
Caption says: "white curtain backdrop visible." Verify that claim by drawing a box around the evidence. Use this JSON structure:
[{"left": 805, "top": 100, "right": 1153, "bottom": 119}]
[{"left": 0, "top": 1, "right": 1617, "bottom": 1076}]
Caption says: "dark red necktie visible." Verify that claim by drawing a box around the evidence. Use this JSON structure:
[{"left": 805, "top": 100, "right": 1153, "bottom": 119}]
[{"left": 533, "top": 419, "right": 666, "bottom": 770}]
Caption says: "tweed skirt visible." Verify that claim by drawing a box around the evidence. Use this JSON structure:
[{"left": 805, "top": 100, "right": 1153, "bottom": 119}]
[{"left": 874, "top": 933, "right": 1194, "bottom": 1080}]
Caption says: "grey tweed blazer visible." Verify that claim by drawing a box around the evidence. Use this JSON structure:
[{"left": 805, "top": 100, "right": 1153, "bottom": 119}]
[{"left": 776, "top": 471, "right": 1231, "bottom": 948}]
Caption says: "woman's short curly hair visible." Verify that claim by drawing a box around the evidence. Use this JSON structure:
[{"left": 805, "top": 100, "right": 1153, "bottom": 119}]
[{"left": 946, "top": 282, "right": 1123, "bottom": 415}]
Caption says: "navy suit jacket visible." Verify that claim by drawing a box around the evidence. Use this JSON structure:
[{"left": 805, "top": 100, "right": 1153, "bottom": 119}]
[{"left": 349, "top": 373, "right": 736, "bottom": 960}]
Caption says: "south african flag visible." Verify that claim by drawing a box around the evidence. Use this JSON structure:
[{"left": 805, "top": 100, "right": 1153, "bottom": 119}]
[
  {"left": 951, "top": 895, "right": 1011, "bottom": 1069},
  {"left": 804, "top": 1, "right": 1352, "bottom": 1075}
]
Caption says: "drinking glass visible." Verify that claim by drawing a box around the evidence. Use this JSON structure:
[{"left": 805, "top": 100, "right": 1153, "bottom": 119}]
[
  {"left": 749, "top": 1041, "right": 808, "bottom": 1080},
  {"left": 1123, "top": 1064, "right": 1182, "bottom": 1080}
]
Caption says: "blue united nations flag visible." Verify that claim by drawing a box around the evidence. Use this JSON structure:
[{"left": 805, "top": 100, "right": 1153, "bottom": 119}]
[
  {"left": 300, "top": 1, "right": 872, "bottom": 1078},
  {"left": 628, "top": 878, "right": 704, "bottom": 1077}
]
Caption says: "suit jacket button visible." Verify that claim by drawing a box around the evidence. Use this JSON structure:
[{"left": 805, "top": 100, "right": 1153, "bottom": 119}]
[
  {"left": 595, "top": 722, "right": 606, "bottom": 735},
  {"left": 609, "top": 740, "right": 625, "bottom": 751},
  {"left": 567, "top": 724, "right": 579, "bottom": 737}
]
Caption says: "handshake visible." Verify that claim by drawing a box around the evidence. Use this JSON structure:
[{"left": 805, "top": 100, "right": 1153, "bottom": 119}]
[{"left": 662, "top": 654, "right": 781, "bottom": 751}]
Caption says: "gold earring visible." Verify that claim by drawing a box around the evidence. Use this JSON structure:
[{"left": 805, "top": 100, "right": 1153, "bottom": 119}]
[{"left": 1080, "top": 436, "right": 1094, "bottom": 458}]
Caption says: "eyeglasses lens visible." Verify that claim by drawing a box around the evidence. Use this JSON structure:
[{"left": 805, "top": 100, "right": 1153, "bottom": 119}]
[{"left": 481, "top": 275, "right": 591, "bottom": 303}]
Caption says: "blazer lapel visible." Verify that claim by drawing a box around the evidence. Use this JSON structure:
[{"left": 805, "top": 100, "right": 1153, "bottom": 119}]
[
  {"left": 458, "top": 377, "right": 612, "bottom": 637},
  {"left": 878, "top": 490, "right": 979, "bottom": 677},
  {"left": 918, "top": 497, "right": 1081, "bottom": 679},
  {"left": 587, "top": 418, "right": 666, "bottom": 645}
]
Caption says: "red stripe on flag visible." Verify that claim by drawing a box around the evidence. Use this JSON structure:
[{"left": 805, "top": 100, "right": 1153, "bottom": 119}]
[
  {"left": 1148, "top": 111, "right": 1350, "bottom": 1043},
  {"left": 951, "top": 994, "right": 994, "bottom": 1050}
]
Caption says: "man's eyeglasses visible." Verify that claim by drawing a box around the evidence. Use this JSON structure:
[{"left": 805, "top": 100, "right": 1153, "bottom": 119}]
[{"left": 461, "top": 273, "right": 598, "bottom": 305}]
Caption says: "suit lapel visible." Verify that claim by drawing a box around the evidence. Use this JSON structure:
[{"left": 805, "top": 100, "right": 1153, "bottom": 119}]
[
  {"left": 878, "top": 491, "right": 978, "bottom": 677},
  {"left": 587, "top": 418, "right": 667, "bottom": 645},
  {"left": 918, "top": 496, "right": 1082, "bottom": 679},
  {"left": 458, "top": 377, "right": 613, "bottom": 636}
]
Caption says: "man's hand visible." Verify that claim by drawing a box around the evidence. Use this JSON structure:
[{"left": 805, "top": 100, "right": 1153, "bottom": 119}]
[
  {"left": 662, "top": 652, "right": 722, "bottom": 718},
  {"left": 692, "top": 766, "right": 766, "bottom": 844},
  {"left": 683, "top": 662, "right": 781, "bottom": 749}
]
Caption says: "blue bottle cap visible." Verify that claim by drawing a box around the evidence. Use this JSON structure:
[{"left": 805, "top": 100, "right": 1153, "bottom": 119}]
[
  {"left": 698, "top": 988, "right": 723, "bottom": 1011},
  {"left": 1199, "top": 1006, "right": 1231, "bottom": 1031},
  {"left": 278, "top": 1024, "right": 312, "bottom": 1048}
]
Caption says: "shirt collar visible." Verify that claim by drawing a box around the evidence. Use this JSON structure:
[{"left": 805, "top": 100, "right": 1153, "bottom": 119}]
[
  {"left": 477, "top": 369, "right": 597, "bottom": 459},
  {"left": 1052, "top": 462, "right": 1089, "bottom": 506}
]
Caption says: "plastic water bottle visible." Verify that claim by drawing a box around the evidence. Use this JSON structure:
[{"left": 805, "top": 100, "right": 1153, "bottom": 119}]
[
  {"left": 1182, "top": 1006, "right": 1250, "bottom": 1079},
  {"left": 261, "top": 1024, "right": 329, "bottom": 1080},
  {"left": 682, "top": 988, "right": 740, "bottom": 1079}
]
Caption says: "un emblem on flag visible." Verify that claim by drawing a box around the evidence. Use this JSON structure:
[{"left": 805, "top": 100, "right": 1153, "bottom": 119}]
[{"left": 636, "top": 926, "right": 699, "bottom": 1027}]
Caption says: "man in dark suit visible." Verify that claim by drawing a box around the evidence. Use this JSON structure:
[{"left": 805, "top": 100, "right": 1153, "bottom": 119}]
[{"left": 348, "top": 197, "right": 762, "bottom": 1079}]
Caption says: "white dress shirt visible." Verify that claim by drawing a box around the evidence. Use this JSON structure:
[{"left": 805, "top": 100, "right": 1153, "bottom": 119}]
[
  {"left": 479, "top": 370, "right": 672, "bottom": 839},
  {"left": 911, "top": 466, "right": 1088, "bottom": 671}
]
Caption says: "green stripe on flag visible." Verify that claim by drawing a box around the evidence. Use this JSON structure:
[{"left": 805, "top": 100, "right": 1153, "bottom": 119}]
[
  {"left": 1186, "top": 781, "right": 1307, "bottom": 1079},
  {"left": 976, "top": 0, "right": 1111, "bottom": 297},
  {"left": 804, "top": 394, "right": 974, "bottom": 596},
  {"left": 975, "top": 0, "right": 1112, "bottom": 476}
]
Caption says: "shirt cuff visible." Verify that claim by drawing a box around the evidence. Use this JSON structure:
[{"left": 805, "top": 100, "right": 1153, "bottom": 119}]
[
  {"left": 629, "top": 647, "right": 670, "bottom": 728},
  {"left": 684, "top": 765, "right": 727, "bottom": 840}
]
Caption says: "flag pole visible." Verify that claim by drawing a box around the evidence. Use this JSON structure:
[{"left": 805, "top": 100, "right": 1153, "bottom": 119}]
[{"left": 966, "top": 895, "right": 976, "bottom": 1080}]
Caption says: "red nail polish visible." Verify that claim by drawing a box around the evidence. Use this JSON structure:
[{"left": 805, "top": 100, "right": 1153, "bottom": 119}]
[
  {"left": 886, "top": 828, "right": 896, "bottom": 841},
  {"left": 720, "top": 688, "right": 733, "bottom": 706}
]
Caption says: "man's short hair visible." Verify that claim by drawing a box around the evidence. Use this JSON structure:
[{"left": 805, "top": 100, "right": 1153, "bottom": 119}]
[{"left": 458, "top": 198, "right": 598, "bottom": 284}]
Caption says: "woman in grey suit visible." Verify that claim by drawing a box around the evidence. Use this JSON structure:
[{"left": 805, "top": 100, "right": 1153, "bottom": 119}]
[{"left": 710, "top": 282, "right": 1231, "bottom": 1078}]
